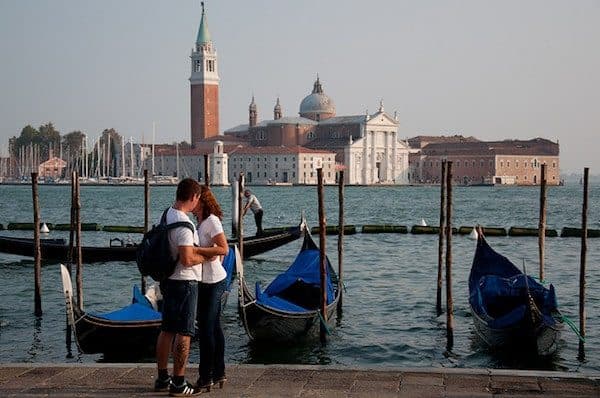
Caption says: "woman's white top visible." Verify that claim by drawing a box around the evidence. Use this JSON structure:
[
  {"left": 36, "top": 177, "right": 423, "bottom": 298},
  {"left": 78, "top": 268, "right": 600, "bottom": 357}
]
[{"left": 197, "top": 214, "right": 227, "bottom": 284}]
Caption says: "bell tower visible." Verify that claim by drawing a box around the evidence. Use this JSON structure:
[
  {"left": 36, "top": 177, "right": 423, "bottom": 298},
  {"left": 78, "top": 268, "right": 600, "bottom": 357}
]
[{"left": 190, "top": 2, "right": 220, "bottom": 146}]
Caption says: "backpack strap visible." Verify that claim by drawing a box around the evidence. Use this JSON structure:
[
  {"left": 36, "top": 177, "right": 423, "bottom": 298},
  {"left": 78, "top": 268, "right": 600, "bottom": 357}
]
[
  {"left": 159, "top": 207, "right": 170, "bottom": 225},
  {"left": 160, "top": 207, "right": 196, "bottom": 233},
  {"left": 165, "top": 221, "right": 195, "bottom": 233}
]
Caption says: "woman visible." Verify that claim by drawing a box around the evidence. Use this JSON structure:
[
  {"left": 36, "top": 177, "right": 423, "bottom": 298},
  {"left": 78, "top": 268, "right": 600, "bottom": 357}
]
[{"left": 192, "top": 185, "right": 229, "bottom": 391}]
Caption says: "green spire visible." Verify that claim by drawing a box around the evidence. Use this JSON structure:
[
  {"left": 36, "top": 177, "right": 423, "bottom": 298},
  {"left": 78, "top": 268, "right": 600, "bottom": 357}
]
[{"left": 196, "top": 2, "right": 211, "bottom": 45}]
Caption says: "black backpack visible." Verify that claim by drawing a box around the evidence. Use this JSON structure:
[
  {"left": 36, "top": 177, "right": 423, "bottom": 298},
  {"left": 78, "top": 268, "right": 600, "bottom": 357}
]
[{"left": 136, "top": 208, "right": 196, "bottom": 282}]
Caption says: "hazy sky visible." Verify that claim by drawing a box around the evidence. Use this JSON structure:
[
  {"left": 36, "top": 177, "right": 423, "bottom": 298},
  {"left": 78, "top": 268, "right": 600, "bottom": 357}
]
[{"left": 1, "top": 0, "right": 598, "bottom": 173}]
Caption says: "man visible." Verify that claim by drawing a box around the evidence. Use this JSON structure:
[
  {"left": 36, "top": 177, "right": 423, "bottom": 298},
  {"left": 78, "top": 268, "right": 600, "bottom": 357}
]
[
  {"left": 242, "top": 189, "right": 264, "bottom": 235},
  {"left": 154, "top": 178, "right": 204, "bottom": 397}
]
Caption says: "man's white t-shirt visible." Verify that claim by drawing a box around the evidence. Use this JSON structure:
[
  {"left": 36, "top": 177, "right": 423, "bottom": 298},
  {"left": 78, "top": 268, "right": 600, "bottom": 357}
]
[
  {"left": 197, "top": 214, "right": 227, "bottom": 284},
  {"left": 166, "top": 207, "right": 203, "bottom": 281},
  {"left": 245, "top": 194, "right": 262, "bottom": 214}
]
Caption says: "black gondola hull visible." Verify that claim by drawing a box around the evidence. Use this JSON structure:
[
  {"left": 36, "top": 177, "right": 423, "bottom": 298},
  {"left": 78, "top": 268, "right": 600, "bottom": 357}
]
[
  {"left": 239, "top": 281, "right": 339, "bottom": 342},
  {"left": 0, "top": 224, "right": 302, "bottom": 263},
  {"left": 471, "top": 307, "right": 562, "bottom": 356},
  {"left": 74, "top": 312, "right": 161, "bottom": 356}
]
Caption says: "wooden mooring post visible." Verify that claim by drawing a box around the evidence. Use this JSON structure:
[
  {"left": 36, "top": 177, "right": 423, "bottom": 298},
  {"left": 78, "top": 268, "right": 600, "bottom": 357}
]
[
  {"left": 578, "top": 167, "right": 589, "bottom": 360},
  {"left": 66, "top": 171, "right": 77, "bottom": 352},
  {"left": 68, "top": 171, "right": 76, "bottom": 270},
  {"left": 75, "top": 171, "right": 83, "bottom": 311},
  {"left": 142, "top": 169, "right": 149, "bottom": 294},
  {"left": 204, "top": 154, "right": 210, "bottom": 186},
  {"left": 231, "top": 180, "right": 239, "bottom": 238},
  {"left": 31, "top": 172, "right": 42, "bottom": 317},
  {"left": 237, "top": 173, "right": 245, "bottom": 260},
  {"left": 317, "top": 168, "right": 327, "bottom": 344},
  {"left": 436, "top": 160, "right": 447, "bottom": 317},
  {"left": 445, "top": 162, "right": 454, "bottom": 351},
  {"left": 538, "top": 164, "right": 547, "bottom": 281},
  {"left": 337, "top": 170, "right": 345, "bottom": 315}
]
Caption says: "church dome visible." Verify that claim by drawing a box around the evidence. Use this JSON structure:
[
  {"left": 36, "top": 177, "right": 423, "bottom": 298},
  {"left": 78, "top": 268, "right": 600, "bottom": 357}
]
[{"left": 299, "top": 77, "right": 335, "bottom": 120}]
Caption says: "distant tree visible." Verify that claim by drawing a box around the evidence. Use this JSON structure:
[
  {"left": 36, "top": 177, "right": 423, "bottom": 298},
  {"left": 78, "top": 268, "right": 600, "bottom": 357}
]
[
  {"left": 96, "top": 128, "right": 123, "bottom": 176},
  {"left": 62, "top": 131, "right": 85, "bottom": 158},
  {"left": 38, "top": 122, "right": 61, "bottom": 159},
  {"left": 10, "top": 123, "right": 62, "bottom": 161}
]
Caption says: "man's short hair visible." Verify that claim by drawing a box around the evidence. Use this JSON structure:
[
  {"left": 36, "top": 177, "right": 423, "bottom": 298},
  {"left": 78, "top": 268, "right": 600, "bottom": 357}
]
[{"left": 176, "top": 178, "right": 201, "bottom": 202}]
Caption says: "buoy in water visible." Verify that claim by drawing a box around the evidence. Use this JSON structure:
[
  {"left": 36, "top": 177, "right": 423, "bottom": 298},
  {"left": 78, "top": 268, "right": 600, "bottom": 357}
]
[
  {"left": 469, "top": 228, "right": 478, "bottom": 240},
  {"left": 40, "top": 223, "right": 50, "bottom": 233},
  {"left": 420, "top": 218, "right": 427, "bottom": 227}
]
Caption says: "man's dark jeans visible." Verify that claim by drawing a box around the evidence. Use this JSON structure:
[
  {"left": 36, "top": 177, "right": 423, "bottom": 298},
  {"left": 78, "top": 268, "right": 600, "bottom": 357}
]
[
  {"left": 197, "top": 279, "right": 226, "bottom": 384},
  {"left": 254, "top": 209, "right": 264, "bottom": 235}
]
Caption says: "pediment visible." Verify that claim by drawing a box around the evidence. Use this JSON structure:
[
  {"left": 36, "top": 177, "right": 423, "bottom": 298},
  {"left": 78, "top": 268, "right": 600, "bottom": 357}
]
[{"left": 366, "top": 112, "right": 398, "bottom": 127}]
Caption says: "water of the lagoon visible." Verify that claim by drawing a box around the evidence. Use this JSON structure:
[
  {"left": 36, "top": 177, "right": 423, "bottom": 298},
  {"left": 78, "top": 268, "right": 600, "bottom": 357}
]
[{"left": 0, "top": 183, "right": 599, "bottom": 372}]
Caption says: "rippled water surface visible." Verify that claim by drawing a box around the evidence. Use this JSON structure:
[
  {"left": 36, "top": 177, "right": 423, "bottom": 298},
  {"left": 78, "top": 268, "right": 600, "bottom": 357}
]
[{"left": 1, "top": 183, "right": 599, "bottom": 371}]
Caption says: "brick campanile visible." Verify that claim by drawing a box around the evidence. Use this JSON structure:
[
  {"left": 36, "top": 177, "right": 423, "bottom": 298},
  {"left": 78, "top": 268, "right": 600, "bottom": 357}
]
[{"left": 190, "top": 2, "right": 219, "bottom": 146}]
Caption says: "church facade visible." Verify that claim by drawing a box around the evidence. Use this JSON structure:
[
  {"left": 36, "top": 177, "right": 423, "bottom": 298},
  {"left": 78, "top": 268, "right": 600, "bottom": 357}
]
[{"left": 224, "top": 78, "right": 410, "bottom": 185}]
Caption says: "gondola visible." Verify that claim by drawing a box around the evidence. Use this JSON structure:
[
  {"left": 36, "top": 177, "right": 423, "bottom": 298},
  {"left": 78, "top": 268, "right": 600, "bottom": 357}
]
[
  {"left": 60, "top": 246, "right": 240, "bottom": 356},
  {"left": 468, "top": 228, "right": 563, "bottom": 356},
  {"left": 0, "top": 219, "right": 303, "bottom": 263},
  {"left": 237, "top": 229, "right": 341, "bottom": 342}
]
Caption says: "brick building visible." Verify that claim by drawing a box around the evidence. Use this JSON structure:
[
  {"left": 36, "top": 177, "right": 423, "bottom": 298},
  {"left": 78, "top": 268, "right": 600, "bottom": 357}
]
[{"left": 413, "top": 137, "right": 560, "bottom": 185}]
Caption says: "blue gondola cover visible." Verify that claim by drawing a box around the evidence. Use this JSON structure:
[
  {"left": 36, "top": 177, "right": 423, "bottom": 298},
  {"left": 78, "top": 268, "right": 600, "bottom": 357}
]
[{"left": 255, "top": 246, "right": 335, "bottom": 312}]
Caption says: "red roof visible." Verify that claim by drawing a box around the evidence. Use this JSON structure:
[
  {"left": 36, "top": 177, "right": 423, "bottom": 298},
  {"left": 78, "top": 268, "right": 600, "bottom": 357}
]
[{"left": 229, "top": 145, "right": 335, "bottom": 155}]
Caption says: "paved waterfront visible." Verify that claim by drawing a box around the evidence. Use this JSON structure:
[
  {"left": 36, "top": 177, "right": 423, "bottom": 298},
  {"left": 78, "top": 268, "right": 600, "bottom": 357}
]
[{"left": 1, "top": 364, "right": 598, "bottom": 397}]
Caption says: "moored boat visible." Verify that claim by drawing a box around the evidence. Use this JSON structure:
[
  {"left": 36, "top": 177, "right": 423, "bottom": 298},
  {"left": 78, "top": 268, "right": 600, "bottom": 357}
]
[
  {"left": 468, "top": 228, "right": 563, "bottom": 355},
  {"left": 0, "top": 219, "right": 304, "bottom": 263},
  {"left": 60, "top": 246, "right": 240, "bottom": 356},
  {"left": 237, "top": 230, "right": 340, "bottom": 342}
]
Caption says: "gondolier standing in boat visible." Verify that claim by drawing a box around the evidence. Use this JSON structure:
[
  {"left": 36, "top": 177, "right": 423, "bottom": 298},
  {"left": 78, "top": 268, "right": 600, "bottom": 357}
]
[
  {"left": 154, "top": 178, "right": 204, "bottom": 396},
  {"left": 192, "top": 185, "right": 229, "bottom": 391},
  {"left": 242, "top": 189, "right": 264, "bottom": 236}
]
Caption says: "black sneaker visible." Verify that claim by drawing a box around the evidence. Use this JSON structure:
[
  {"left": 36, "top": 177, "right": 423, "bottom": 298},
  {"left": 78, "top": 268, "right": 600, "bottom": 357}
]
[
  {"left": 169, "top": 381, "right": 202, "bottom": 396},
  {"left": 154, "top": 376, "right": 172, "bottom": 392}
]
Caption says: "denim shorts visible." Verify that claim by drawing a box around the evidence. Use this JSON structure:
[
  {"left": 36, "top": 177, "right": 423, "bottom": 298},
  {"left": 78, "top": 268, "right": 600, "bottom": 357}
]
[{"left": 159, "top": 279, "right": 198, "bottom": 336}]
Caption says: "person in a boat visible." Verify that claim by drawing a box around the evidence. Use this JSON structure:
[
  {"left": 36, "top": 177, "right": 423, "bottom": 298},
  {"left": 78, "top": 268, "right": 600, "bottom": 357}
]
[
  {"left": 154, "top": 178, "right": 205, "bottom": 396},
  {"left": 242, "top": 189, "right": 264, "bottom": 235},
  {"left": 192, "top": 185, "right": 229, "bottom": 391}
]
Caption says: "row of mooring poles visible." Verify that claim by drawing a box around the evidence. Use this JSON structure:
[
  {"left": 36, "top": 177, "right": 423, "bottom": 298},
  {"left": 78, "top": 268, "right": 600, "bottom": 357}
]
[
  {"left": 435, "top": 161, "right": 454, "bottom": 351},
  {"left": 538, "top": 163, "right": 589, "bottom": 361},
  {"left": 65, "top": 171, "right": 83, "bottom": 355},
  {"left": 317, "top": 168, "right": 345, "bottom": 343}
]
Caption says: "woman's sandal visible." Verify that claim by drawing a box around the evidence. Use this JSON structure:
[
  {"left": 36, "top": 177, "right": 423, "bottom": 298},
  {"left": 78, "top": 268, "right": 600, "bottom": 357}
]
[{"left": 214, "top": 375, "right": 227, "bottom": 389}]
